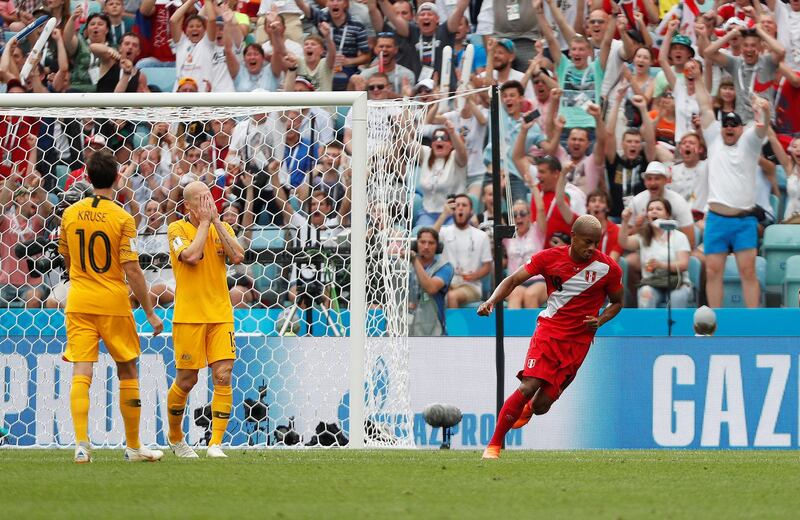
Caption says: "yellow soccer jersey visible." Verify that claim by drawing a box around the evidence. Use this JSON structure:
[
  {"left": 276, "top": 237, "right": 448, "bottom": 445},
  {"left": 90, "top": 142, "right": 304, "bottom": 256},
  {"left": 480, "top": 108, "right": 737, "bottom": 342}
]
[
  {"left": 168, "top": 218, "right": 235, "bottom": 324},
  {"left": 58, "top": 195, "right": 139, "bottom": 316}
]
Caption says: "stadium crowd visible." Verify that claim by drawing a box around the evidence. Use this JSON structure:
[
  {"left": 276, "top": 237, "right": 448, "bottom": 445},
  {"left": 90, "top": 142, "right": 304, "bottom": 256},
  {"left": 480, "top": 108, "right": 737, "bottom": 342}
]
[{"left": 0, "top": 0, "right": 799, "bottom": 335}]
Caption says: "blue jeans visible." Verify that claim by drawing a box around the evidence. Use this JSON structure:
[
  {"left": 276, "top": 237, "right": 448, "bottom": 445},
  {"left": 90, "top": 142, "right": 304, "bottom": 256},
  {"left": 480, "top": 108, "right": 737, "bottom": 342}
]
[{"left": 637, "top": 284, "right": 693, "bottom": 308}]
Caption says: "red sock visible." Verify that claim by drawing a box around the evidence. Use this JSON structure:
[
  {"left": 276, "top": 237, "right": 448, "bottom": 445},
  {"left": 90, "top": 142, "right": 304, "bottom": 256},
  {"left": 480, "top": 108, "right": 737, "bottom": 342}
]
[{"left": 488, "top": 389, "right": 528, "bottom": 447}]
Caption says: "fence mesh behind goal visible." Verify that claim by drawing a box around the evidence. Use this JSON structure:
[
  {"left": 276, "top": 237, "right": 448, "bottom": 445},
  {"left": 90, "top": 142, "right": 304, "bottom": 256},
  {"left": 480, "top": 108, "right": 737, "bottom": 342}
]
[{"left": 0, "top": 95, "right": 427, "bottom": 448}]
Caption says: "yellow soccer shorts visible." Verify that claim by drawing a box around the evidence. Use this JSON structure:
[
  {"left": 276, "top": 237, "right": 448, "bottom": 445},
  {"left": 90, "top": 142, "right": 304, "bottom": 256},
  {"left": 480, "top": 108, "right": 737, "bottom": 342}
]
[
  {"left": 172, "top": 322, "right": 236, "bottom": 370},
  {"left": 64, "top": 312, "right": 140, "bottom": 363}
]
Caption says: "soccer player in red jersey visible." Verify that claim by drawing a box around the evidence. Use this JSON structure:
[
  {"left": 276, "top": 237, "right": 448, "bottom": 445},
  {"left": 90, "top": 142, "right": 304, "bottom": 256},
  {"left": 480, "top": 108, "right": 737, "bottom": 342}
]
[{"left": 477, "top": 214, "right": 624, "bottom": 459}]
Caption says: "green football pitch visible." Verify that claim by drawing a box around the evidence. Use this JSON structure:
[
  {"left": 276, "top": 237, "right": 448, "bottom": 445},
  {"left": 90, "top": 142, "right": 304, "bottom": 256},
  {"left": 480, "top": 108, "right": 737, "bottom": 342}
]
[{"left": 2, "top": 449, "right": 798, "bottom": 519}]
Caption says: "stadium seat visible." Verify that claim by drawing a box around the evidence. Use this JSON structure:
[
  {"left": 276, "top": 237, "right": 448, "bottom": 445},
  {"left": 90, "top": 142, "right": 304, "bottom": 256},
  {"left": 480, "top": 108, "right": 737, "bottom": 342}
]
[
  {"left": 140, "top": 67, "right": 176, "bottom": 93},
  {"left": 722, "top": 254, "right": 766, "bottom": 307},
  {"left": 688, "top": 255, "right": 701, "bottom": 304},
  {"left": 250, "top": 226, "right": 284, "bottom": 251},
  {"left": 782, "top": 255, "right": 800, "bottom": 308},
  {"left": 249, "top": 227, "right": 286, "bottom": 299},
  {"left": 761, "top": 224, "right": 800, "bottom": 290},
  {"left": 770, "top": 194, "right": 780, "bottom": 222}
]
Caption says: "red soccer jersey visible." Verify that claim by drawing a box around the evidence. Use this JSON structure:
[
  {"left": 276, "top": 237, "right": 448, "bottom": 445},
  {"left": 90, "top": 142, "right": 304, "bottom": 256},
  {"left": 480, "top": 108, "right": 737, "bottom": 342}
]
[{"left": 524, "top": 246, "right": 623, "bottom": 343}]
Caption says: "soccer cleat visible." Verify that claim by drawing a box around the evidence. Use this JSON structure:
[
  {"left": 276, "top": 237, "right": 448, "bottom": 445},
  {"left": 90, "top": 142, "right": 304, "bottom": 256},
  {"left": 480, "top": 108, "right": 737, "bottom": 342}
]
[
  {"left": 74, "top": 442, "right": 92, "bottom": 464},
  {"left": 170, "top": 440, "right": 199, "bottom": 459},
  {"left": 206, "top": 444, "right": 227, "bottom": 458},
  {"left": 482, "top": 445, "right": 501, "bottom": 459},
  {"left": 124, "top": 445, "right": 164, "bottom": 462},
  {"left": 512, "top": 400, "right": 534, "bottom": 429}
]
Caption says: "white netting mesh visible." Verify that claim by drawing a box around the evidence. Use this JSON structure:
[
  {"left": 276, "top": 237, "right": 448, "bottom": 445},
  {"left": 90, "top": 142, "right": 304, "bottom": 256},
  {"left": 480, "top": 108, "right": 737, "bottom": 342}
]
[{"left": 0, "top": 96, "right": 428, "bottom": 448}]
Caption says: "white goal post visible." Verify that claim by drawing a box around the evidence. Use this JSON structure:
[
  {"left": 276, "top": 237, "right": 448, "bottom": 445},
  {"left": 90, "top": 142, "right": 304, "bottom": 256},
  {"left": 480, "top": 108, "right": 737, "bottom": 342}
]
[{"left": 0, "top": 91, "right": 382, "bottom": 448}]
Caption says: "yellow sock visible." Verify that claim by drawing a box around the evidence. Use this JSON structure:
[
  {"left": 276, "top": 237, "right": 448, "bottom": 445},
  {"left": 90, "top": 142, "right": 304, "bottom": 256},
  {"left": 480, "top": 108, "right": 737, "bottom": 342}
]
[
  {"left": 119, "top": 379, "right": 141, "bottom": 450},
  {"left": 167, "top": 382, "right": 189, "bottom": 444},
  {"left": 210, "top": 385, "right": 233, "bottom": 446},
  {"left": 70, "top": 375, "right": 91, "bottom": 444}
]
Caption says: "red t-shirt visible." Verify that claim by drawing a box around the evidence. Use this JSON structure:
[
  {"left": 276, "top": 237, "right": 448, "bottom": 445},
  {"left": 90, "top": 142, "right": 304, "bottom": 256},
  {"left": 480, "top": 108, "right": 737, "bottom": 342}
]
[
  {"left": 524, "top": 246, "right": 623, "bottom": 343},
  {"left": 134, "top": 3, "right": 177, "bottom": 62},
  {"left": 532, "top": 190, "right": 576, "bottom": 247},
  {"left": 0, "top": 116, "right": 39, "bottom": 178},
  {"left": 602, "top": 221, "right": 624, "bottom": 257}
]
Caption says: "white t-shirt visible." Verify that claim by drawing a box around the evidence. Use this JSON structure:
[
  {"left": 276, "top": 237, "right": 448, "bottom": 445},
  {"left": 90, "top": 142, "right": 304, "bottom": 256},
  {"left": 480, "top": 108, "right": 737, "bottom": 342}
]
[
  {"left": 600, "top": 39, "right": 625, "bottom": 98},
  {"left": 479, "top": 68, "right": 535, "bottom": 100},
  {"left": 230, "top": 116, "right": 278, "bottom": 170},
  {"left": 638, "top": 229, "right": 690, "bottom": 286},
  {"left": 442, "top": 108, "right": 489, "bottom": 182},
  {"left": 630, "top": 187, "right": 694, "bottom": 229},
  {"left": 175, "top": 34, "right": 215, "bottom": 91},
  {"left": 775, "top": 1, "right": 800, "bottom": 71},
  {"left": 705, "top": 122, "right": 765, "bottom": 210},
  {"left": 418, "top": 145, "right": 467, "bottom": 213},
  {"left": 670, "top": 160, "right": 709, "bottom": 212},
  {"left": 439, "top": 224, "right": 492, "bottom": 294},
  {"left": 210, "top": 43, "right": 235, "bottom": 93},
  {"left": 503, "top": 225, "right": 545, "bottom": 273},
  {"left": 673, "top": 76, "right": 699, "bottom": 144}
]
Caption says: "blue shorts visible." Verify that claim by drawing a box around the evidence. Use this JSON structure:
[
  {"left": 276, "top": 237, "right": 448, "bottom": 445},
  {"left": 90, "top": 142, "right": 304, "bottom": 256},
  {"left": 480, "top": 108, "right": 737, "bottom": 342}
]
[{"left": 704, "top": 211, "right": 758, "bottom": 255}]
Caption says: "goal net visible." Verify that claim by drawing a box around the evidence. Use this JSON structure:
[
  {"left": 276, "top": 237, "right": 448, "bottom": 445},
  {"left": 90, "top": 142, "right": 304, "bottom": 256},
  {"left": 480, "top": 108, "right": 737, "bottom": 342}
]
[{"left": 0, "top": 92, "right": 428, "bottom": 449}]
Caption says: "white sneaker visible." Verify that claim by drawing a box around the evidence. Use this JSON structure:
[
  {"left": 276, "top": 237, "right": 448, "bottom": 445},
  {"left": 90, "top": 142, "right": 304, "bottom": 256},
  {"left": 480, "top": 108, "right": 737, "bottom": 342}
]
[
  {"left": 206, "top": 444, "right": 227, "bottom": 458},
  {"left": 170, "top": 440, "right": 199, "bottom": 458},
  {"left": 124, "top": 445, "right": 164, "bottom": 462},
  {"left": 74, "top": 442, "right": 92, "bottom": 464}
]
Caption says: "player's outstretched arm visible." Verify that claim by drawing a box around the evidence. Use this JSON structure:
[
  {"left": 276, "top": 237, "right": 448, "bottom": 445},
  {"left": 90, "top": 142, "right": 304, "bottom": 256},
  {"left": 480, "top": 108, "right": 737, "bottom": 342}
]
[
  {"left": 122, "top": 261, "right": 164, "bottom": 336},
  {"left": 477, "top": 266, "right": 532, "bottom": 316}
]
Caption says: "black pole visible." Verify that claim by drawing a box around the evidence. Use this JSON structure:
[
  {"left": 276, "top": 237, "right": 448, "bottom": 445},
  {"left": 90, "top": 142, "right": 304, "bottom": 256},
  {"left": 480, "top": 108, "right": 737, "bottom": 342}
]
[
  {"left": 667, "top": 229, "right": 672, "bottom": 336},
  {"left": 490, "top": 86, "right": 505, "bottom": 423}
]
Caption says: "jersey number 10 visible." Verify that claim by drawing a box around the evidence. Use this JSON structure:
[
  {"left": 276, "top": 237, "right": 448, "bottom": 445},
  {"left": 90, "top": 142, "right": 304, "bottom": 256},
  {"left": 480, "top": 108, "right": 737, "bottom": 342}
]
[{"left": 75, "top": 229, "right": 112, "bottom": 274}]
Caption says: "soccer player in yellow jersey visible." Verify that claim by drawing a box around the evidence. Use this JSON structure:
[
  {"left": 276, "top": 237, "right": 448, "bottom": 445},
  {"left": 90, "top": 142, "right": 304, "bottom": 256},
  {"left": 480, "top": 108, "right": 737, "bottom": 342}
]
[
  {"left": 58, "top": 150, "right": 165, "bottom": 464},
  {"left": 167, "top": 181, "right": 244, "bottom": 458}
]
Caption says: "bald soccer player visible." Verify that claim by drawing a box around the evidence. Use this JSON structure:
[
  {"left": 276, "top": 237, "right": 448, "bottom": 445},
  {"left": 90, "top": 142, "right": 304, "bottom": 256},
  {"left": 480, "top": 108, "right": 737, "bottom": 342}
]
[
  {"left": 166, "top": 181, "right": 244, "bottom": 458},
  {"left": 477, "top": 215, "right": 624, "bottom": 459}
]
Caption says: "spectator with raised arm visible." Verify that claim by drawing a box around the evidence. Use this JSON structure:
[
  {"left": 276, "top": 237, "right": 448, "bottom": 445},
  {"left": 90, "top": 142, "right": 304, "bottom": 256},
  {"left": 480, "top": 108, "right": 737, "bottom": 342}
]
[
  {"left": 415, "top": 121, "right": 468, "bottom": 227},
  {"left": 89, "top": 32, "right": 149, "bottom": 93},
  {"left": 433, "top": 194, "right": 492, "bottom": 308},
  {"left": 295, "top": 0, "right": 370, "bottom": 90},
  {"left": 64, "top": 10, "right": 112, "bottom": 92},
  {"left": 376, "top": 0, "right": 468, "bottom": 87},
  {"left": 170, "top": 0, "right": 218, "bottom": 91},
  {"left": 290, "top": 23, "right": 336, "bottom": 92},
  {"left": 703, "top": 23, "right": 785, "bottom": 124},
  {"left": 604, "top": 92, "right": 657, "bottom": 218},
  {"left": 695, "top": 68, "right": 770, "bottom": 308},
  {"left": 228, "top": 8, "right": 284, "bottom": 92}
]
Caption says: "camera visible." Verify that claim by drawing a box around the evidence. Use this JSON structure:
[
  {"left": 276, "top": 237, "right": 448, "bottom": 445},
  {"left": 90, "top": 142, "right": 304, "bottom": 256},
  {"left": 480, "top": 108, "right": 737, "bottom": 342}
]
[
  {"left": 14, "top": 238, "right": 64, "bottom": 279},
  {"left": 296, "top": 265, "right": 326, "bottom": 306}
]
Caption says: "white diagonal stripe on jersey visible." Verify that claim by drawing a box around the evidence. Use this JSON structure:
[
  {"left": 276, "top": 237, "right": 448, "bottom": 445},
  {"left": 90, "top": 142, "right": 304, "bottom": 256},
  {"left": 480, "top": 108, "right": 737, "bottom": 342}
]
[{"left": 540, "top": 260, "right": 610, "bottom": 319}]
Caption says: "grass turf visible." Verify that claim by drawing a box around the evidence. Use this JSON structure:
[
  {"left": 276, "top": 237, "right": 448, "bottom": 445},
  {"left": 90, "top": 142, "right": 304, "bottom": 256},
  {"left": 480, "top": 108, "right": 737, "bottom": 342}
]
[{"left": 1, "top": 449, "right": 798, "bottom": 519}]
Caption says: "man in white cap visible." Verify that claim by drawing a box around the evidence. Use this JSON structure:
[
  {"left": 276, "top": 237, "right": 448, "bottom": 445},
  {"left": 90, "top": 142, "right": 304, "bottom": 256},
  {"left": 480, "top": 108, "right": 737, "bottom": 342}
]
[
  {"left": 693, "top": 305, "right": 717, "bottom": 336},
  {"left": 627, "top": 161, "right": 696, "bottom": 249}
]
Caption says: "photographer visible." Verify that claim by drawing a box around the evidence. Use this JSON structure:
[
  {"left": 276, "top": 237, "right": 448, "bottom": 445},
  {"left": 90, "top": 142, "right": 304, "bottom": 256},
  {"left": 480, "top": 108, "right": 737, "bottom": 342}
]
[
  {"left": 133, "top": 199, "right": 174, "bottom": 307},
  {"left": 43, "top": 181, "right": 95, "bottom": 309},
  {"left": 408, "top": 228, "right": 454, "bottom": 336},
  {"left": 2, "top": 187, "right": 45, "bottom": 307}
]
